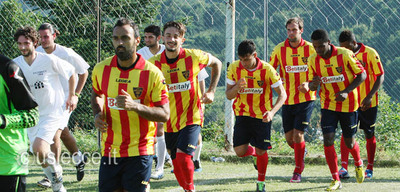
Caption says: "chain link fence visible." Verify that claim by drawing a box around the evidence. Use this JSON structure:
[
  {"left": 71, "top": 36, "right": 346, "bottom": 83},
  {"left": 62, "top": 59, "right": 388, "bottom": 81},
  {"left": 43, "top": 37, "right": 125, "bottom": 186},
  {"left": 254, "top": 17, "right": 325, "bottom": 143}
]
[{"left": 1, "top": 0, "right": 399, "bottom": 146}]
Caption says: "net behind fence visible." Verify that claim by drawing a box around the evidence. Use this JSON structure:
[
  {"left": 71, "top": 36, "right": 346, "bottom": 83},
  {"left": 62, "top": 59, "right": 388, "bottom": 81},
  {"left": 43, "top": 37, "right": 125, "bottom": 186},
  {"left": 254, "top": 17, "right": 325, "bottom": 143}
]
[{"left": 1, "top": 0, "right": 399, "bottom": 147}]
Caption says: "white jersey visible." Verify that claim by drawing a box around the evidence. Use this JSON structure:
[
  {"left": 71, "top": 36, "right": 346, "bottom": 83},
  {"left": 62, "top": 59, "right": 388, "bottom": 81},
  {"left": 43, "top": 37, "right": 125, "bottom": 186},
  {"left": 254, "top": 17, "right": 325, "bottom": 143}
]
[
  {"left": 137, "top": 44, "right": 165, "bottom": 60},
  {"left": 13, "top": 52, "right": 75, "bottom": 116},
  {"left": 37, "top": 44, "right": 89, "bottom": 100}
]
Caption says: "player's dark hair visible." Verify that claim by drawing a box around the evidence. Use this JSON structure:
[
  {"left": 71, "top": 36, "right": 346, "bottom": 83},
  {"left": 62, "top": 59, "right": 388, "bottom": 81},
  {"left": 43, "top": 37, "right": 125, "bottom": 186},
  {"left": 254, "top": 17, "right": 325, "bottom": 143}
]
[
  {"left": 114, "top": 17, "right": 140, "bottom": 38},
  {"left": 14, "top": 26, "right": 39, "bottom": 44},
  {"left": 286, "top": 17, "right": 304, "bottom": 30},
  {"left": 238, "top": 39, "right": 256, "bottom": 57},
  {"left": 311, "top": 29, "right": 330, "bottom": 42},
  {"left": 338, "top": 30, "right": 356, "bottom": 43},
  {"left": 144, "top": 25, "right": 161, "bottom": 37},
  {"left": 163, "top": 21, "right": 186, "bottom": 37},
  {"left": 38, "top": 23, "right": 60, "bottom": 37}
]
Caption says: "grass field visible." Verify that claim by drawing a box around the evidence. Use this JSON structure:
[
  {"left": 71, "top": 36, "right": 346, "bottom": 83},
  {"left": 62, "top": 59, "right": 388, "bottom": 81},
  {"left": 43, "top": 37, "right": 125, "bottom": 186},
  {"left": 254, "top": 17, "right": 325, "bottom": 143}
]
[{"left": 26, "top": 156, "right": 400, "bottom": 192}]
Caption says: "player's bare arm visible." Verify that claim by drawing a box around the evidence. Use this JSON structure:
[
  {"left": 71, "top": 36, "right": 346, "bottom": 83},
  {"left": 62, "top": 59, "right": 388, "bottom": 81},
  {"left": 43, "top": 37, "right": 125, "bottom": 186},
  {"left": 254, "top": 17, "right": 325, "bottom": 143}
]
[
  {"left": 201, "top": 55, "right": 222, "bottom": 104},
  {"left": 298, "top": 82, "right": 310, "bottom": 93},
  {"left": 75, "top": 71, "right": 89, "bottom": 96},
  {"left": 263, "top": 83, "right": 286, "bottom": 123},
  {"left": 66, "top": 73, "right": 78, "bottom": 112},
  {"left": 91, "top": 90, "right": 108, "bottom": 132},
  {"left": 115, "top": 89, "right": 170, "bottom": 122},
  {"left": 225, "top": 78, "right": 247, "bottom": 100},
  {"left": 335, "top": 71, "right": 366, "bottom": 102},
  {"left": 309, "top": 76, "right": 321, "bottom": 91},
  {"left": 361, "top": 74, "right": 384, "bottom": 111}
]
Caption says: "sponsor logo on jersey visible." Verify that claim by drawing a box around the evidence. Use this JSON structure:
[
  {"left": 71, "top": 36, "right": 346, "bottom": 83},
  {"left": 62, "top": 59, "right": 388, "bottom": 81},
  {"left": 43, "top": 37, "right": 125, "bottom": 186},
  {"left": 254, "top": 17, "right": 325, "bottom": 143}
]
[
  {"left": 182, "top": 70, "right": 190, "bottom": 80},
  {"left": 33, "top": 70, "right": 46, "bottom": 76},
  {"left": 133, "top": 87, "right": 143, "bottom": 98},
  {"left": 324, "top": 64, "right": 333, "bottom": 68},
  {"left": 238, "top": 88, "right": 263, "bottom": 94},
  {"left": 34, "top": 81, "right": 44, "bottom": 89},
  {"left": 321, "top": 74, "right": 345, "bottom": 84},
  {"left": 115, "top": 78, "right": 131, "bottom": 83},
  {"left": 291, "top": 54, "right": 300, "bottom": 57},
  {"left": 285, "top": 65, "right": 308, "bottom": 73},
  {"left": 167, "top": 68, "right": 180, "bottom": 73},
  {"left": 167, "top": 81, "right": 191, "bottom": 93},
  {"left": 245, "top": 76, "right": 256, "bottom": 80},
  {"left": 107, "top": 97, "right": 124, "bottom": 110}
]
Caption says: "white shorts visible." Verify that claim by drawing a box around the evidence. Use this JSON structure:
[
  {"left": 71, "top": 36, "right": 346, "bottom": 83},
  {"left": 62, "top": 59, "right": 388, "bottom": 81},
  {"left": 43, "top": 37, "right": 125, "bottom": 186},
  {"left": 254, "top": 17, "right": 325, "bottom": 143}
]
[
  {"left": 28, "top": 114, "right": 61, "bottom": 152},
  {"left": 59, "top": 109, "right": 72, "bottom": 130}
]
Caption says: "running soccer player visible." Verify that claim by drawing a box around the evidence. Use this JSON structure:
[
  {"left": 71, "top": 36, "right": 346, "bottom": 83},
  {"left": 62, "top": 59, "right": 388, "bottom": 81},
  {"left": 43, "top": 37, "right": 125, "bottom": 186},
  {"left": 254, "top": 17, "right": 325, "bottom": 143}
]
[
  {"left": 36, "top": 23, "right": 89, "bottom": 187},
  {"left": 0, "top": 53, "right": 39, "bottom": 192},
  {"left": 91, "top": 18, "right": 169, "bottom": 192},
  {"left": 299, "top": 29, "right": 366, "bottom": 191},
  {"left": 148, "top": 21, "right": 222, "bottom": 192},
  {"left": 338, "top": 30, "right": 384, "bottom": 179},
  {"left": 13, "top": 26, "right": 77, "bottom": 192},
  {"left": 269, "top": 17, "right": 316, "bottom": 183},
  {"left": 226, "top": 40, "right": 286, "bottom": 192}
]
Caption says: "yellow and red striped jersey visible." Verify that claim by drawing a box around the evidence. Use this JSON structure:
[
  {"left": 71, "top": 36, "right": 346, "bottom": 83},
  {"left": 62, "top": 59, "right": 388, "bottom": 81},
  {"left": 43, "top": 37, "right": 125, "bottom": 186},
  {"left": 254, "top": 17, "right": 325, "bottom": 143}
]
[
  {"left": 92, "top": 54, "right": 169, "bottom": 157},
  {"left": 308, "top": 45, "right": 364, "bottom": 112},
  {"left": 355, "top": 43, "right": 384, "bottom": 108},
  {"left": 227, "top": 57, "right": 282, "bottom": 119},
  {"left": 270, "top": 38, "right": 316, "bottom": 105},
  {"left": 149, "top": 48, "right": 209, "bottom": 133}
]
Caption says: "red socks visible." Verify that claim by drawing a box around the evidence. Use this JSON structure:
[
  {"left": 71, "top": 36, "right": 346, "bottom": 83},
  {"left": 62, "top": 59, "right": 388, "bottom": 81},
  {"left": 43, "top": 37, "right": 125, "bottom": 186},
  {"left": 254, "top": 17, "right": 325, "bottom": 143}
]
[
  {"left": 239, "top": 145, "right": 256, "bottom": 157},
  {"left": 324, "top": 145, "right": 340, "bottom": 181},
  {"left": 347, "top": 141, "right": 363, "bottom": 167},
  {"left": 340, "top": 135, "right": 349, "bottom": 170},
  {"left": 294, "top": 141, "right": 305, "bottom": 174},
  {"left": 174, "top": 153, "right": 195, "bottom": 190},
  {"left": 257, "top": 152, "right": 269, "bottom": 181},
  {"left": 366, "top": 136, "right": 376, "bottom": 170}
]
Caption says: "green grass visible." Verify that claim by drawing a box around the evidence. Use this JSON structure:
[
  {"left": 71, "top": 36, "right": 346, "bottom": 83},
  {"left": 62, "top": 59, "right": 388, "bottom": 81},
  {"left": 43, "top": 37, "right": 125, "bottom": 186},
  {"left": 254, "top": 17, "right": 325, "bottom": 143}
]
[{"left": 26, "top": 155, "right": 400, "bottom": 192}]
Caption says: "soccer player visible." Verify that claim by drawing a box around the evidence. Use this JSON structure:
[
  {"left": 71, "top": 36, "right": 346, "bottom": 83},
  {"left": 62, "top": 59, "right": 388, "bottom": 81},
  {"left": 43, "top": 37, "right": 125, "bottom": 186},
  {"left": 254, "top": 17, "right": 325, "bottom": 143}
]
[
  {"left": 148, "top": 21, "right": 222, "bottom": 192},
  {"left": 299, "top": 29, "right": 366, "bottom": 191},
  {"left": 0, "top": 54, "right": 39, "bottom": 192},
  {"left": 13, "top": 26, "right": 77, "bottom": 192},
  {"left": 338, "top": 30, "right": 384, "bottom": 179},
  {"left": 269, "top": 17, "right": 316, "bottom": 183},
  {"left": 226, "top": 40, "right": 286, "bottom": 192},
  {"left": 36, "top": 23, "right": 89, "bottom": 187},
  {"left": 91, "top": 18, "right": 169, "bottom": 192}
]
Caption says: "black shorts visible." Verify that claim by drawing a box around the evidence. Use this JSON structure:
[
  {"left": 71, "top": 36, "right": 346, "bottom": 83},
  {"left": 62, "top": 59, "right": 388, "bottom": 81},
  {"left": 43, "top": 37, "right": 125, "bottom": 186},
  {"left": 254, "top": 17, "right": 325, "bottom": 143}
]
[
  {"left": 0, "top": 175, "right": 26, "bottom": 192},
  {"left": 358, "top": 106, "right": 378, "bottom": 135},
  {"left": 165, "top": 124, "right": 201, "bottom": 159},
  {"left": 321, "top": 109, "right": 358, "bottom": 138},
  {"left": 282, "top": 101, "right": 314, "bottom": 133},
  {"left": 98, "top": 156, "right": 152, "bottom": 192},
  {"left": 233, "top": 116, "right": 272, "bottom": 150}
]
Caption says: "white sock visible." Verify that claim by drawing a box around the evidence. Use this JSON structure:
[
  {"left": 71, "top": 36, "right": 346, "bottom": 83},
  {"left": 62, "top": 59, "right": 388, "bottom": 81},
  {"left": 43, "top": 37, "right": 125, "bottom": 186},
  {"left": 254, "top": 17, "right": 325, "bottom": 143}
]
[
  {"left": 155, "top": 135, "right": 166, "bottom": 172},
  {"left": 43, "top": 153, "right": 63, "bottom": 182},
  {"left": 193, "top": 143, "right": 202, "bottom": 161},
  {"left": 73, "top": 151, "right": 83, "bottom": 165}
]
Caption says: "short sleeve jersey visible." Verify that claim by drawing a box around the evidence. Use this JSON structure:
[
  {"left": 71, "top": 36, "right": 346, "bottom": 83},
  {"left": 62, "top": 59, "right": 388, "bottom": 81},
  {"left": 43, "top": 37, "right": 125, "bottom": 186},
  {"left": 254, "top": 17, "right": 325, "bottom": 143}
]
[
  {"left": 137, "top": 44, "right": 165, "bottom": 60},
  {"left": 270, "top": 38, "right": 316, "bottom": 105},
  {"left": 148, "top": 48, "right": 210, "bottom": 133},
  {"left": 227, "top": 57, "right": 282, "bottom": 119},
  {"left": 308, "top": 45, "right": 364, "bottom": 112},
  {"left": 355, "top": 43, "right": 384, "bottom": 108},
  {"left": 37, "top": 44, "right": 90, "bottom": 100},
  {"left": 14, "top": 52, "right": 74, "bottom": 116},
  {"left": 0, "top": 54, "right": 38, "bottom": 175},
  {"left": 92, "top": 54, "right": 168, "bottom": 157}
]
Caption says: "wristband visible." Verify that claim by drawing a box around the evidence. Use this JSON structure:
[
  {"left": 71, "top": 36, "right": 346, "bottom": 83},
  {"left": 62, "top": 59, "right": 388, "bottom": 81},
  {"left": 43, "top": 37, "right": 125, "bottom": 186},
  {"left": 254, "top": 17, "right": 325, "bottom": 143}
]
[{"left": 74, "top": 92, "right": 81, "bottom": 98}]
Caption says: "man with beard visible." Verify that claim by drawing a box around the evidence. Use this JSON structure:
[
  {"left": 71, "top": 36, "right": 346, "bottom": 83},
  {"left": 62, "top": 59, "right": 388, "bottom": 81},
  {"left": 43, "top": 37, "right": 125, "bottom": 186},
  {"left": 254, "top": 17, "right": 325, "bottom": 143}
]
[
  {"left": 269, "top": 17, "right": 316, "bottom": 183},
  {"left": 13, "top": 26, "right": 77, "bottom": 192},
  {"left": 91, "top": 18, "right": 169, "bottom": 192},
  {"left": 148, "top": 21, "right": 222, "bottom": 192}
]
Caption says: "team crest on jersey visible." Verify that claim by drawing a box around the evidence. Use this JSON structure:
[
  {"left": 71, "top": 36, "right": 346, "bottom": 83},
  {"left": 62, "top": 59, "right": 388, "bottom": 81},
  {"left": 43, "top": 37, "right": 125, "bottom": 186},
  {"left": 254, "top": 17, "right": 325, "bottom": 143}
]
[
  {"left": 182, "top": 70, "right": 190, "bottom": 80},
  {"left": 133, "top": 87, "right": 143, "bottom": 98},
  {"left": 335, "top": 66, "right": 343, "bottom": 73},
  {"left": 257, "top": 80, "right": 264, "bottom": 87},
  {"left": 302, "top": 57, "right": 308, "bottom": 64}
]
